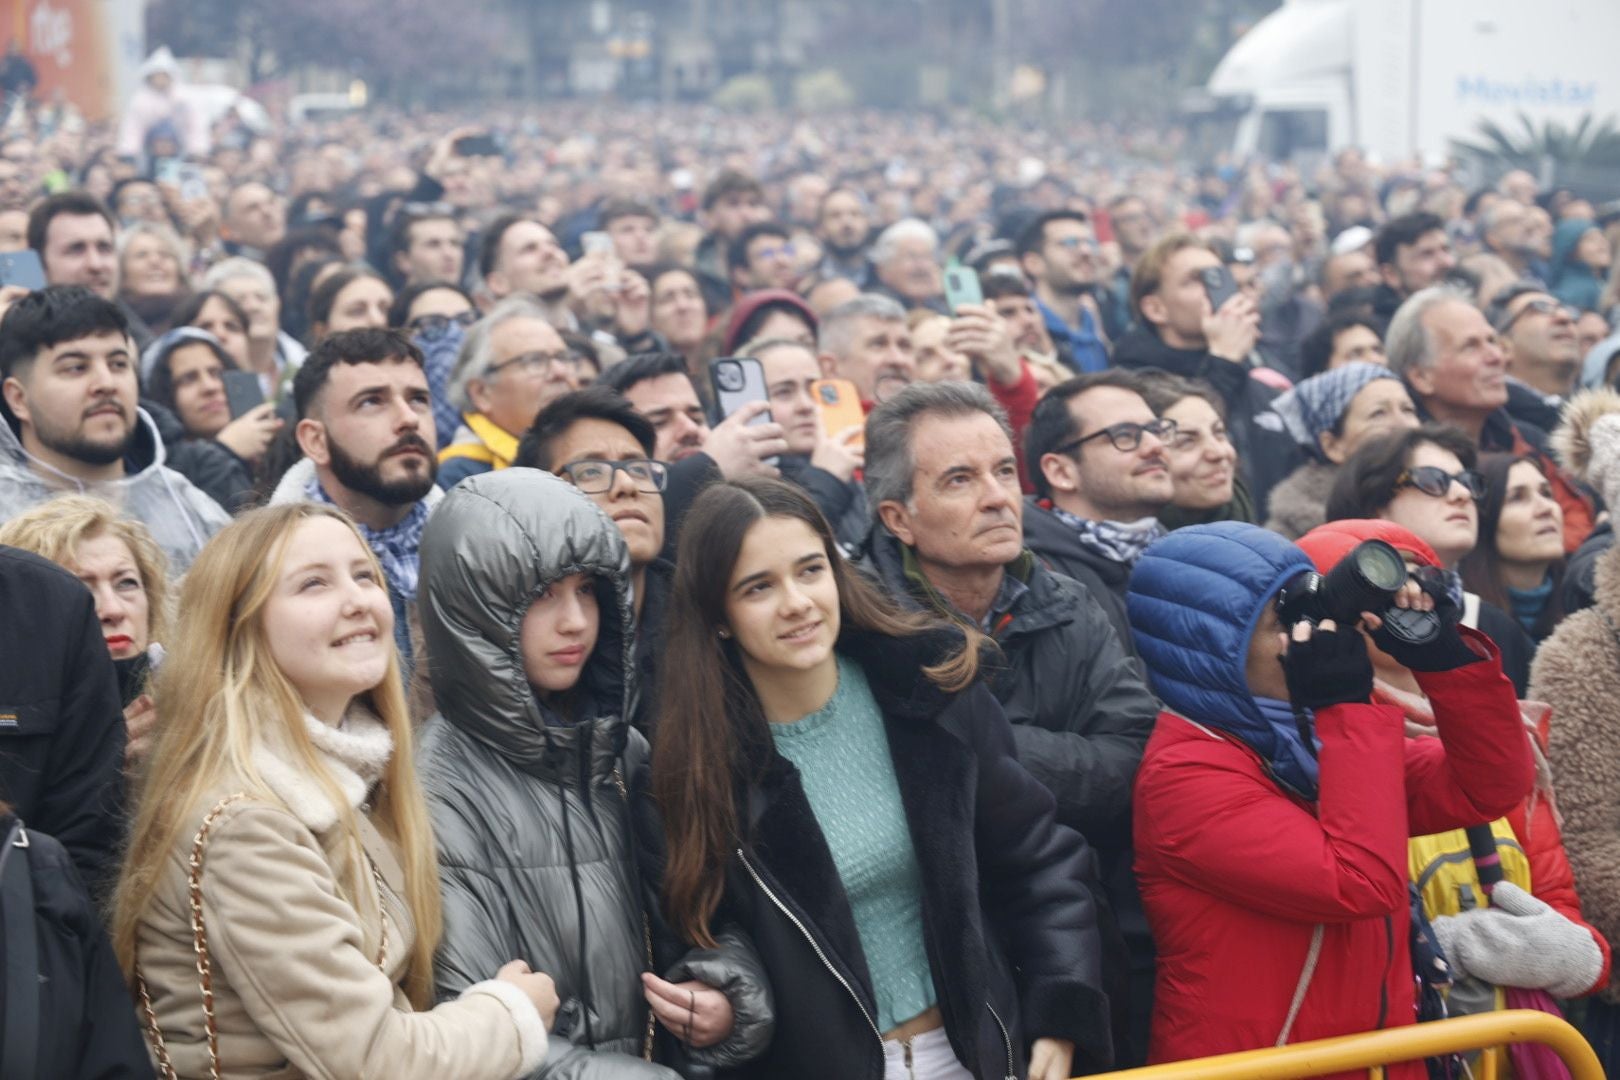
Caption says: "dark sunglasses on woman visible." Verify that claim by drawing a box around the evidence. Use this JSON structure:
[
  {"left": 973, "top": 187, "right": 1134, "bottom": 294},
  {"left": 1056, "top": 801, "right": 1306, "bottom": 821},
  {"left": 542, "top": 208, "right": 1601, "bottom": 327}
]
[{"left": 1396, "top": 465, "right": 1485, "bottom": 500}]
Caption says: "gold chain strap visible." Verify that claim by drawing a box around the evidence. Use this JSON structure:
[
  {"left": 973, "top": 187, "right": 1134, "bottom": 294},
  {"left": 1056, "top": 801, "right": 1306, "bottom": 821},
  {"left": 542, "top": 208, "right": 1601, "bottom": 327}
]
[
  {"left": 133, "top": 793, "right": 390, "bottom": 1079},
  {"left": 613, "top": 768, "right": 657, "bottom": 1061}
]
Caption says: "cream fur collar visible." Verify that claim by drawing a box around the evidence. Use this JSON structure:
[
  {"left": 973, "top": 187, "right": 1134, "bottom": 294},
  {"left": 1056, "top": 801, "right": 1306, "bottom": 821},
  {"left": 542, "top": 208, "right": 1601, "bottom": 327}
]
[{"left": 251, "top": 705, "right": 394, "bottom": 833}]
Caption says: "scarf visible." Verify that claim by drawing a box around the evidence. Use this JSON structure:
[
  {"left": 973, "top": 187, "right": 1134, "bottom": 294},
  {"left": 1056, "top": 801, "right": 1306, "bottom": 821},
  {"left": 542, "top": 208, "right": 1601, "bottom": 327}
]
[
  {"left": 1157, "top": 475, "right": 1258, "bottom": 531},
  {"left": 1253, "top": 695, "right": 1322, "bottom": 801},
  {"left": 1269, "top": 362, "right": 1399, "bottom": 461},
  {"left": 1507, "top": 577, "right": 1554, "bottom": 637},
  {"left": 1049, "top": 506, "right": 1165, "bottom": 567},
  {"left": 307, "top": 479, "right": 429, "bottom": 604}
]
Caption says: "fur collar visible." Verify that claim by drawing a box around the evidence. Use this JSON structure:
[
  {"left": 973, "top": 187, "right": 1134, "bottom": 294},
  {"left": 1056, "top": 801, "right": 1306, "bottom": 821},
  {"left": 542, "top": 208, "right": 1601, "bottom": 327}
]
[{"left": 252, "top": 706, "right": 394, "bottom": 833}]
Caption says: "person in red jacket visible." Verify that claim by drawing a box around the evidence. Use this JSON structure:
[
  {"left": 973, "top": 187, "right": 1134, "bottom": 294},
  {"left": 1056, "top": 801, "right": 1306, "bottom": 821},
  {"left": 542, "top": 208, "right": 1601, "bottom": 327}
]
[
  {"left": 1298, "top": 521, "right": 1609, "bottom": 1016},
  {"left": 1126, "top": 521, "right": 1534, "bottom": 1076}
]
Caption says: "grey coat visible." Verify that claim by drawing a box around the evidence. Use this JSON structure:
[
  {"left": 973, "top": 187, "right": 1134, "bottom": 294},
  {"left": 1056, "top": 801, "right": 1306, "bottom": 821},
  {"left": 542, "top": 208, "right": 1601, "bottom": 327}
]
[
  {"left": 0, "top": 407, "right": 228, "bottom": 573},
  {"left": 415, "top": 470, "right": 770, "bottom": 1077}
]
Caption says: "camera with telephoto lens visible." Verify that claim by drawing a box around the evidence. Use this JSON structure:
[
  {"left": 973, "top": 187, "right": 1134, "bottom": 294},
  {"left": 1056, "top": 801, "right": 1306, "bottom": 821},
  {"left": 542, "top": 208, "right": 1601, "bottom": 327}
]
[{"left": 1274, "top": 539, "right": 1440, "bottom": 645}]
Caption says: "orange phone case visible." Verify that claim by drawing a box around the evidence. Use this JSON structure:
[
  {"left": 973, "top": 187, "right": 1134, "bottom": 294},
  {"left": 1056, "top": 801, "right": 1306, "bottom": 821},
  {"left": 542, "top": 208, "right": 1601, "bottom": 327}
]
[{"left": 810, "top": 378, "right": 866, "bottom": 446}]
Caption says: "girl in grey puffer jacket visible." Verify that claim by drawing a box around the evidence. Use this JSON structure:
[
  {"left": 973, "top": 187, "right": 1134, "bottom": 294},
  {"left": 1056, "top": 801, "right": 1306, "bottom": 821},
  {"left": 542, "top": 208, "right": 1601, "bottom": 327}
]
[{"left": 416, "top": 469, "right": 773, "bottom": 1079}]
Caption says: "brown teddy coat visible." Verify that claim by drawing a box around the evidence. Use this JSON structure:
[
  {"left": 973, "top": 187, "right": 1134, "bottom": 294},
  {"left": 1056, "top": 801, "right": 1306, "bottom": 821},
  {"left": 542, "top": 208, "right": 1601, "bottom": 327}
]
[{"left": 1531, "top": 546, "right": 1620, "bottom": 1001}]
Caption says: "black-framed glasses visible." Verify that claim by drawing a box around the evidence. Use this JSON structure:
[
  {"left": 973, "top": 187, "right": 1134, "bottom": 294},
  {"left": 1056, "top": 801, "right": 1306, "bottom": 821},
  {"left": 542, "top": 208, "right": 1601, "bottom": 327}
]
[
  {"left": 1396, "top": 465, "right": 1485, "bottom": 500},
  {"left": 558, "top": 458, "right": 669, "bottom": 494},
  {"left": 1055, "top": 418, "right": 1177, "bottom": 456},
  {"left": 486, "top": 350, "right": 572, "bottom": 379},
  {"left": 407, "top": 310, "right": 479, "bottom": 341}
]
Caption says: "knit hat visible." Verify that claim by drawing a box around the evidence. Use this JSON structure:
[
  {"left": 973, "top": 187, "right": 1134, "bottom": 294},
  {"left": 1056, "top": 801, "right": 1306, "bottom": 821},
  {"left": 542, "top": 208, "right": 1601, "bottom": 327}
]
[
  {"left": 1551, "top": 387, "right": 1620, "bottom": 513},
  {"left": 722, "top": 289, "right": 819, "bottom": 355},
  {"left": 1268, "top": 361, "right": 1400, "bottom": 460}
]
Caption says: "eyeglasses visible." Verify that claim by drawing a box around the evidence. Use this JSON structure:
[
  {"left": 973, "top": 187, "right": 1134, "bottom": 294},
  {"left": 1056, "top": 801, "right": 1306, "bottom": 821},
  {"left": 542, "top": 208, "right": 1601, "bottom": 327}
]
[
  {"left": 1396, "top": 465, "right": 1485, "bottom": 500},
  {"left": 1498, "top": 298, "right": 1575, "bottom": 334},
  {"left": 1055, "top": 418, "right": 1177, "bottom": 456},
  {"left": 486, "top": 350, "right": 572, "bottom": 379},
  {"left": 407, "top": 310, "right": 479, "bottom": 341},
  {"left": 1050, "top": 236, "right": 1098, "bottom": 253},
  {"left": 558, "top": 458, "right": 669, "bottom": 494},
  {"left": 753, "top": 243, "right": 796, "bottom": 263}
]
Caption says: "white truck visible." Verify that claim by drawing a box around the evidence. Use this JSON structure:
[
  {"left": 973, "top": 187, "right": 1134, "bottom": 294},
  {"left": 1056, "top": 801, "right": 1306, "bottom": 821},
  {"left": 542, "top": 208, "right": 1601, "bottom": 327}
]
[{"left": 1194, "top": 0, "right": 1620, "bottom": 165}]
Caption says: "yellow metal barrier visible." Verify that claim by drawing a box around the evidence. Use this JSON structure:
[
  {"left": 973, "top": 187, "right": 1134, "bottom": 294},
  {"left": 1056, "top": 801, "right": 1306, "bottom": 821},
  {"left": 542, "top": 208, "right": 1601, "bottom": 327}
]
[{"left": 1087, "top": 1009, "right": 1603, "bottom": 1080}]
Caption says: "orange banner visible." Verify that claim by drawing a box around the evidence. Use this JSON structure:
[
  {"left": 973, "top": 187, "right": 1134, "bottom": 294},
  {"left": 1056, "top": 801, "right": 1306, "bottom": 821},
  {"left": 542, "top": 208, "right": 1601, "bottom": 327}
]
[{"left": 7, "top": 0, "right": 140, "bottom": 122}]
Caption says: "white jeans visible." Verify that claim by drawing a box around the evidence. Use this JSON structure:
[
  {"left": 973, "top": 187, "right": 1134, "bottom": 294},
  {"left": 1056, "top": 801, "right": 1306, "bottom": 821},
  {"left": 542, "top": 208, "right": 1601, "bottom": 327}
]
[{"left": 882, "top": 1027, "right": 976, "bottom": 1080}]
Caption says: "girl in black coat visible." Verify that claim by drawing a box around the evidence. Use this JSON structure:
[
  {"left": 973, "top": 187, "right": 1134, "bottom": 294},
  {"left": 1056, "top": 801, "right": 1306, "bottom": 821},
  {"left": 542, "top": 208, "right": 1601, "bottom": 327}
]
[{"left": 648, "top": 477, "right": 1111, "bottom": 1080}]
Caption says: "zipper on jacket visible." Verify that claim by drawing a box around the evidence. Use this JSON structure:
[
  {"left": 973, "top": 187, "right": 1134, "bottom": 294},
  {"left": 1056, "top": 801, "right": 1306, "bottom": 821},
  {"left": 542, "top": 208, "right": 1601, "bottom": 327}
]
[
  {"left": 737, "top": 848, "right": 884, "bottom": 1053},
  {"left": 986, "top": 1002, "right": 1016, "bottom": 1080}
]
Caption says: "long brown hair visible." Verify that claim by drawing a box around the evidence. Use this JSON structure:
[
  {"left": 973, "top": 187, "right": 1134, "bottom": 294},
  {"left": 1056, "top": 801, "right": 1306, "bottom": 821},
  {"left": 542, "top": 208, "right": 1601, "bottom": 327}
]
[
  {"left": 652, "top": 476, "right": 982, "bottom": 947},
  {"left": 1459, "top": 452, "right": 1566, "bottom": 627},
  {"left": 110, "top": 503, "right": 442, "bottom": 1008}
]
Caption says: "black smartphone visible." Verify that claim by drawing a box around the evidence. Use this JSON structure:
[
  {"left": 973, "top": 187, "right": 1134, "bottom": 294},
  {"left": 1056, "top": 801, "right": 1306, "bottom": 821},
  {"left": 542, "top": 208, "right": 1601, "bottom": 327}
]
[
  {"left": 222, "top": 370, "right": 266, "bottom": 419},
  {"left": 0, "top": 250, "right": 46, "bottom": 292},
  {"left": 453, "top": 133, "right": 502, "bottom": 158},
  {"left": 1201, "top": 265, "right": 1239, "bottom": 313}
]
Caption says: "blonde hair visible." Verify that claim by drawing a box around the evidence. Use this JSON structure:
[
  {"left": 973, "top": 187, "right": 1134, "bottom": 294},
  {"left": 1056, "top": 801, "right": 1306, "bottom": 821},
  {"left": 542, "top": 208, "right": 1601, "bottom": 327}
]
[
  {"left": 110, "top": 503, "right": 442, "bottom": 1008},
  {"left": 0, "top": 494, "right": 172, "bottom": 644}
]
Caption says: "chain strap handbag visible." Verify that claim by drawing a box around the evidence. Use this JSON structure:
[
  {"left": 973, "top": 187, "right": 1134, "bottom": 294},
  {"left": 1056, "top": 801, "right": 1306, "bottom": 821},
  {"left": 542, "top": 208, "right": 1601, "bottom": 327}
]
[{"left": 134, "top": 793, "right": 388, "bottom": 1080}]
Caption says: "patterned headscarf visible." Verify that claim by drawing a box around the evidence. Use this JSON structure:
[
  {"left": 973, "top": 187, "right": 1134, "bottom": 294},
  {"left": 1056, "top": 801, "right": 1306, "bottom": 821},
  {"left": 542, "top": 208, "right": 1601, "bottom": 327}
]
[{"left": 1269, "top": 362, "right": 1401, "bottom": 462}]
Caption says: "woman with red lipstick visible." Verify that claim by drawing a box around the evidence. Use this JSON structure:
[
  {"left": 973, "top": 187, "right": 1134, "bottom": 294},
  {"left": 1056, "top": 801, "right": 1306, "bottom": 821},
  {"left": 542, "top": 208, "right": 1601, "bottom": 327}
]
[
  {"left": 651, "top": 477, "right": 1109, "bottom": 1080},
  {"left": 0, "top": 494, "right": 170, "bottom": 766},
  {"left": 1461, "top": 454, "right": 1569, "bottom": 642}
]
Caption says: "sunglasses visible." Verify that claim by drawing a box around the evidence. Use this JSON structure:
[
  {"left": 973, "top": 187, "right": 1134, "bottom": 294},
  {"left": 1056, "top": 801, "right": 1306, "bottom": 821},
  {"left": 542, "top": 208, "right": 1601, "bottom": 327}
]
[
  {"left": 1395, "top": 465, "right": 1485, "bottom": 500},
  {"left": 1056, "top": 418, "right": 1177, "bottom": 456}
]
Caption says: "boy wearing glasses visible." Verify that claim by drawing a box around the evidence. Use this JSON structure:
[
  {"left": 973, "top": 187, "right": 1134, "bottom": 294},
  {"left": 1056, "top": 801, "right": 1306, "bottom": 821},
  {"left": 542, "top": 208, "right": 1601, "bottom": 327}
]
[{"left": 515, "top": 386, "right": 671, "bottom": 735}]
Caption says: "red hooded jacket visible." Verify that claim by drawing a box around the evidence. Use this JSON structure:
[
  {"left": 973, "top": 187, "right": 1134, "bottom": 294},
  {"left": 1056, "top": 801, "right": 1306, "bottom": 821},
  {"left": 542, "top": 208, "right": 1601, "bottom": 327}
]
[{"left": 1134, "top": 523, "right": 1534, "bottom": 1075}]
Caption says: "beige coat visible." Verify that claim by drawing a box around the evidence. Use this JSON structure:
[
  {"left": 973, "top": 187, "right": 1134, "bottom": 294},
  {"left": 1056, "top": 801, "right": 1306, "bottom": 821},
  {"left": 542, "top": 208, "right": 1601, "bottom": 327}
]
[
  {"left": 133, "top": 712, "right": 548, "bottom": 1079},
  {"left": 1531, "top": 547, "right": 1620, "bottom": 1001}
]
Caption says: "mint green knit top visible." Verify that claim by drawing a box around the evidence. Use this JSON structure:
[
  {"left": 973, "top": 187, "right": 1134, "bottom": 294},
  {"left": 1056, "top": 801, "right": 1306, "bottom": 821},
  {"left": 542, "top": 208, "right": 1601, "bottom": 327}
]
[{"left": 768, "top": 655, "right": 938, "bottom": 1032}]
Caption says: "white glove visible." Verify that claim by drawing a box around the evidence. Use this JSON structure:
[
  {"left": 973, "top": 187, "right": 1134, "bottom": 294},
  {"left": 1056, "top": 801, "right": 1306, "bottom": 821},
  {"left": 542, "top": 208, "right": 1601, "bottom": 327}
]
[{"left": 1430, "top": 881, "right": 1603, "bottom": 998}]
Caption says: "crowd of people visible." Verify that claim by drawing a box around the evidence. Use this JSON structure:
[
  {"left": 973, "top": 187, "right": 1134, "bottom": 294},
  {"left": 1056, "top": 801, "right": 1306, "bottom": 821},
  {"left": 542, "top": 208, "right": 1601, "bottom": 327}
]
[{"left": 3, "top": 61, "right": 1620, "bottom": 1080}]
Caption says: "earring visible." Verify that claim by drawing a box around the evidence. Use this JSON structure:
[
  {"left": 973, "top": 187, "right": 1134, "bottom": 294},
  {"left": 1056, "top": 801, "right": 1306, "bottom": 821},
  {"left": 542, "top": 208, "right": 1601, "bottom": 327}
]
[{"left": 717, "top": 628, "right": 731, "bottom": 639}]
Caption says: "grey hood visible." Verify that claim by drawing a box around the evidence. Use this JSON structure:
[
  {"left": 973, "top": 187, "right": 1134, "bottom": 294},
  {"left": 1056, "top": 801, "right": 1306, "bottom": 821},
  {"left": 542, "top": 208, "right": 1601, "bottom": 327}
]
[
  {"left": 418, "top": 468, "right": 634, "bottom": 775},
  {"left": 0, "top": 405, "right": 228, "bottom": 572}
]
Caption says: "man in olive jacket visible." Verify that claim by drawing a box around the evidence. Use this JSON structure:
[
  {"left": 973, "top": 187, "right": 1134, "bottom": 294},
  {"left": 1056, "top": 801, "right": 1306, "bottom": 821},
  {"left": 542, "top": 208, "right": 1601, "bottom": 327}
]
[{"left": 861, "top": 381, "right": 1161, "bottom": 1066}]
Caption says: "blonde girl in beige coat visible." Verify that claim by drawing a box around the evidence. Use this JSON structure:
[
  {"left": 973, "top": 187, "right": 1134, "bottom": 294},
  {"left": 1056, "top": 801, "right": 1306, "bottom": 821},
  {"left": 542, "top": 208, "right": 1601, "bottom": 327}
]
[{"left": 110, "top": 503, "right": 557, "bottom": 1080}]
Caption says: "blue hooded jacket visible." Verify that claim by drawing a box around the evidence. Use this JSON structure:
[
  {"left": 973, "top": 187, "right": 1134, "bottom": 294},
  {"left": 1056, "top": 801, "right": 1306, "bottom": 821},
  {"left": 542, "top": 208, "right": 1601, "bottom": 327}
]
[{"left": 1127, "top": 521, "right": 1318, "bottom": 794}]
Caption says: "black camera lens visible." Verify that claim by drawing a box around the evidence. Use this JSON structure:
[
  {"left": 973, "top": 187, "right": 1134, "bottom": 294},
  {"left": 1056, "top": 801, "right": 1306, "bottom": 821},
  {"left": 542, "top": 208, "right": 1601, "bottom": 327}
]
[{"left": 1349, "top": 540, "right": 1405, "bottom": 592}]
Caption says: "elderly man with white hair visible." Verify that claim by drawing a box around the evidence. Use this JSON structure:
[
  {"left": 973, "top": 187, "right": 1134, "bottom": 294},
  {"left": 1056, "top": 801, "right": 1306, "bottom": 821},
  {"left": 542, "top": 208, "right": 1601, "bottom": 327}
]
[
  {"left": 437, "top": 296, "right": 576, "bottom": 488},
  {"left": 203, "top": 256, "right": 308, "bottom": 397},
  {"left": 870, "top": 217, "right": 946, "bottom": 312}
]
